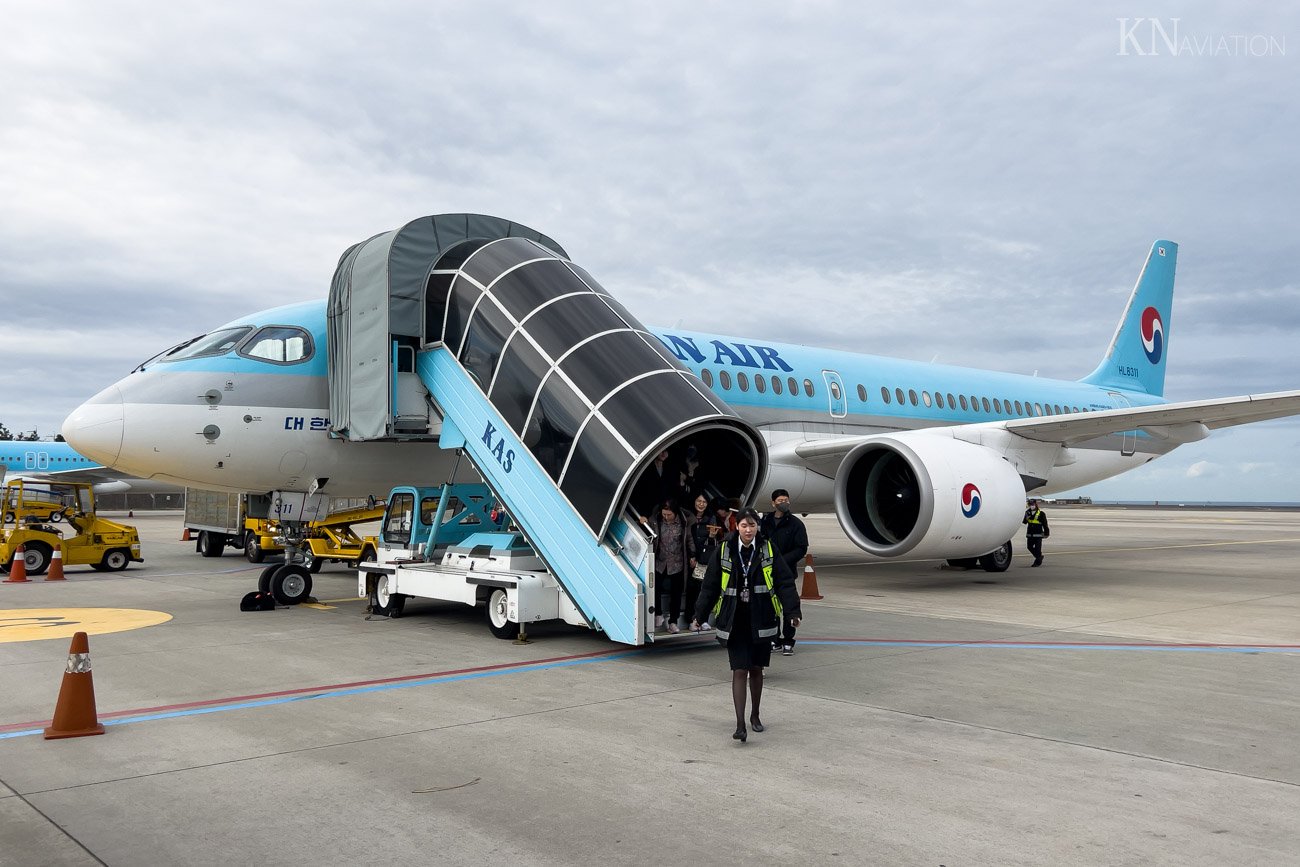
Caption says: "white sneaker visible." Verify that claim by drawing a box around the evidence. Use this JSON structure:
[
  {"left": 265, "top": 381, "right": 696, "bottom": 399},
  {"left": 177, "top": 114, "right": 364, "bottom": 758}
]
[
  {"left": 654, "top": 615, "right": 665, "bottom": 629},
  {"left": 700, "top": 621, "right": 710, "bottom": 630},
  {"left": 667, "top": 622, "right": 680, "bottom": 634}
]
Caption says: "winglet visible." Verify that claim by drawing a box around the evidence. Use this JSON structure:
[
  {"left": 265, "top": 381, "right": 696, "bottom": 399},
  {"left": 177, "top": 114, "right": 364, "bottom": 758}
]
[{"left": 1081, "top": 240, "right": 1177, "bottom": 397}]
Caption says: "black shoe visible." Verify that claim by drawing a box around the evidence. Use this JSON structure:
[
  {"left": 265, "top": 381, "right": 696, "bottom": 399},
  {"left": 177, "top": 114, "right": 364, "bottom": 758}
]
[
  {"left": 1032, "top": 560, "right": 1042, "bottom": 567},
  {"left": 733, "top": 726, "right": 747, "bottom": 742},
  {"left": 749, "top": 717, "right": 765, "bottom": 732}
]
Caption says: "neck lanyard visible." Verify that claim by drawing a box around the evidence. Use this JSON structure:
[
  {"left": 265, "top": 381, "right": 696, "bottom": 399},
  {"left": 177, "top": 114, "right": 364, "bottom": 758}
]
[{"left": 738, "top": 543, "right": 756, "bottom": 578}]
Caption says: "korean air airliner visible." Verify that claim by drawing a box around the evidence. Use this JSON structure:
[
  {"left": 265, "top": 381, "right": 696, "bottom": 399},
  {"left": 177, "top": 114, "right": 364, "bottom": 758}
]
[{"left": 61, "top": 214, "right": 1300, "bottom": 573}]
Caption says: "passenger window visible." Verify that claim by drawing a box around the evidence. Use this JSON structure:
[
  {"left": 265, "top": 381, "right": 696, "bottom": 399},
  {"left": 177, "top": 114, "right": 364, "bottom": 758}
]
[
  {"left": 755, "top": 374, "right": 766, "bottom": 394},
  {"left": 935, "top": 392, "right": 944, "bottom": 408},
  {"left": 881, "top": 387, "right": 891, "bottom": 404},
  {"left": 772, "top": 376, "right": 783, "bottom": 395},
  {"left": 737, "top": 372, "right": 749, "bottom": 392},
  {"left": 829, "top": 381, "right": 841, "bottom": 400},
  {"left": 787, "top": 377, "right": 798, "bottom": 395},
  {"left": 701, "top": 369, "right": 713, "bottom": 387},
  {"left": 922, "top": 391, "right": 932, "bottom": 407},
  {"left": 719, "top": 370, "right": 732, "bottom": 390},
  {"left": 1015, "top": 400, "right": 1023, "bottom": 415},
  {"left": 993, "top": 398, "right": 1002, "bottom": 414},
  {"left": 981, "top": 397, "right": 991, "bottom": 413},
  {"left": 857, "top": 384, "right": 867, "bottom": 402},
  {"left": 908, "top": 389, "right": 918, "bottom": 407},
  {"left": 947, "top": 393, "right": 957, "bottom": 409},
  {"left": 1034, "top": 403, "right": 1043, "bottom": 416},
  {"left": 803, "top": 379, "right": 815, "bottom": 397},
  {"left": 959, "top": 395, "right": 968, "bottom": 411}
]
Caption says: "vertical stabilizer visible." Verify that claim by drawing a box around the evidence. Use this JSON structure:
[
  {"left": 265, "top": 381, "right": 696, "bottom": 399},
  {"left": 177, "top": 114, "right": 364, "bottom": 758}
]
[{"left": 1081, "top": 240, "right": 1177, "bottom": 397}]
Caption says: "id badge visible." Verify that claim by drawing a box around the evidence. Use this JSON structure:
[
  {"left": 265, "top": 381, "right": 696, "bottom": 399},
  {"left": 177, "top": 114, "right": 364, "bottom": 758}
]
[{"left": 740, "top": 588, "right": 750, "bottom": 603}]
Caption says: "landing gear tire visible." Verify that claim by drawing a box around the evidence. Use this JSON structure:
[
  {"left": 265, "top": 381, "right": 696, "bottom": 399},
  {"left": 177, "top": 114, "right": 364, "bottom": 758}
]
[
  {"left": 979, "top": 541, "right": 1013, "bottom": 573},
  {"left": 101, "top": 549, "right": 130, "bottom": 571},
  {"left": 245, "top": 533, "right": 265, "bottom": 564},
  {"left": 946, "top": 558, "right": 978, "bottom": 569},
  {"left": 370, "top": 574, "right": 405, "bottom": 617},
  {"left": 270, "top": 564, "right": 312, "bottom": 605},
  {"left": 486, "top": 588, "right": 515, "bottom": 639},
  {"left": 197, "top": 531, "right": 227, "bottom": 558},
  {"left": 257, "top": 564, "right": 280, "bottom": 594},
  {"left": 23, "top": 542, "right": 52, "bottom": 576}
]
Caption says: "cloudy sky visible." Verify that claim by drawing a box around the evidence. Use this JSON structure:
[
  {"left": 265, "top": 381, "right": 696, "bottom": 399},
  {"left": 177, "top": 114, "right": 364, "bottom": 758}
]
[{"left": 2, "top": 2, "right": 1296, "bottom": 501}]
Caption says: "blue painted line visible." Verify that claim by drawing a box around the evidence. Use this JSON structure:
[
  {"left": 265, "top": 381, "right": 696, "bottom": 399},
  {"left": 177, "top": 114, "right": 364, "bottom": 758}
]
[
  {"left": 800, "top": 640, "right": 1300, "bottom": 653},
  {"left": 0, "top": 650, "right": 642, "bottom": 741}
]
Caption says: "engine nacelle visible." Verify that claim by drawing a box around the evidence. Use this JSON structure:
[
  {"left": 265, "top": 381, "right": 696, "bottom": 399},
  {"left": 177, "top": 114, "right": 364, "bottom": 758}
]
[{"left": 833, "top": 432, "right": 1026, "bottom": 560}]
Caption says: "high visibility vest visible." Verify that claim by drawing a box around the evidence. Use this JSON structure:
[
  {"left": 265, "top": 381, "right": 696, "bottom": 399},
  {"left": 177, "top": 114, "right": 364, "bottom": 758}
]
[
  {"left": 713, "top": 540, "right": 782, "bottom": 640},
  {"left": 1026, "top": 509, "right": 1044, "bottom": 526},
  {"left": 1026, "top": 509, "right": 1045, "bottom": 535}
]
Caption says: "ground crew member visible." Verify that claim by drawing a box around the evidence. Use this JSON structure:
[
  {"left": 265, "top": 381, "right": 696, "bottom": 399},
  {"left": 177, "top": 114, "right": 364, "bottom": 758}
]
[
  {"left": 691, "top": 508, "right": 801, "bottom": 742},
  {"left": 1023, "top": 499, "right": 1050, "bottom": 566},
  {"left": 760, "top": 488, "right": 808, "bottom": 655}
]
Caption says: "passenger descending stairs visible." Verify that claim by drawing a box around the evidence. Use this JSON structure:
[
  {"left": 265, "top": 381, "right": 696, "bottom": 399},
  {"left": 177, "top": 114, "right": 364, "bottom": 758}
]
[{"left": 416, "top": 347, "right": 650, "bottom": 645}]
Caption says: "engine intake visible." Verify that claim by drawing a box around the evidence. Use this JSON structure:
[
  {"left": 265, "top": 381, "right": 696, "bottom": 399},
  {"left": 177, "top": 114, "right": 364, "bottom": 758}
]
[{"left": 833, "top": 433, "right": 1026, "bottom": 560}]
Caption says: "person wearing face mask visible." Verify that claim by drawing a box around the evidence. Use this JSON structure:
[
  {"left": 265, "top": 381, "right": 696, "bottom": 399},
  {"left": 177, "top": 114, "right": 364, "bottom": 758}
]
[
  {"left": 691, "top": 508, "right": 802, "bottom": 742},
  {"left": 760, "top": 489, "right": 809, "bottom": 656}
]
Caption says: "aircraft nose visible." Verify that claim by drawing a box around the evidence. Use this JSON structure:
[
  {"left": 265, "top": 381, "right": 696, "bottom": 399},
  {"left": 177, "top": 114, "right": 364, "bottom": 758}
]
[{"left": 62, "top": 385, "right": 124, "bottom": 466}]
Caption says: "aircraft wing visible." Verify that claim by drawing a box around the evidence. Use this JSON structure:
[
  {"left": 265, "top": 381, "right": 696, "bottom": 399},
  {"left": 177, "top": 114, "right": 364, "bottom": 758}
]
[
  {"left": 789, "top": 388, "right": 1300, "bottom": 472},
  {"left": 1005, "top": 388, "right": 1300, "bottom": 445}
]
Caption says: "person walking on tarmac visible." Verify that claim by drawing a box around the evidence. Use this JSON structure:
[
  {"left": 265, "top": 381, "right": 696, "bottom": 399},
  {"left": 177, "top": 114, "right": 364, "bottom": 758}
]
[
  {"left": 691, "top": 508, "right": 802, "bottom": 743},
  {"left": 761, "top": 489, "right": 808, "bottom": 656},
  {"left": 1023, "top": 498, "right": 1050, "bottom": 566}
]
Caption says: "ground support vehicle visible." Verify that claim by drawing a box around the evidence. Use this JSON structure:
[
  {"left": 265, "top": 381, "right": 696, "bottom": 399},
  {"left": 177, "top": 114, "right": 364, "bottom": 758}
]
[
  {"left": 3, "top": 482, "right": 71, "bottom": 525},
  {"left": 247, "top": 501, "right": 384, "bottom": 568},
  {"left": 0, "top": 481, "right": 142, "bottom": 574},
  {"left": 358, "top": 484, "right": 587, "bottom": 639},
  {"left": 184, "top": 489, "right": 270, "bottom": 557}
]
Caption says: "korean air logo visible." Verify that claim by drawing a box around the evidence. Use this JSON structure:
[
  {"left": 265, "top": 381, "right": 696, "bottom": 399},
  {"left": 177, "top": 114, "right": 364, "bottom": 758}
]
[
  {"left": 1140, "top": 306, "right": 1164, "bottom": 364},
  {"left": 961, "top": 483, "right": 981, "bottom": 518}
]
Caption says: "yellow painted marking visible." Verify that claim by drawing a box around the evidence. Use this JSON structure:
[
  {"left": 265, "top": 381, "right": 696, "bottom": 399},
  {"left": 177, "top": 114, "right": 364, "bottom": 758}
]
[
  {"left": 0, "top": 608, "right": 172, "bottom": 644},
  {"left": 319, "top": 596, "right": 365, "bottom": 604},
  {"left": 300, "top": 602, "right": 336, "bottom": 610}
]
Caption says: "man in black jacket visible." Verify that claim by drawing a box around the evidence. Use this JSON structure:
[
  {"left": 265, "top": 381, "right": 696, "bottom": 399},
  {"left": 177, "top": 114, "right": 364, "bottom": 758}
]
[
  {"left": 1023, "top": 499, "right": 1050, "bottom": 566},
  {"left": 761, "top": 489, "right": 808, "bottom": 656}
]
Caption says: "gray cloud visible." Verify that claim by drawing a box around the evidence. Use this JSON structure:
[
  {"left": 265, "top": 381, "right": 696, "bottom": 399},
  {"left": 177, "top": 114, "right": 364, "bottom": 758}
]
[{"left": 1, "top": 2, "right": 1296, "bottom": 499}]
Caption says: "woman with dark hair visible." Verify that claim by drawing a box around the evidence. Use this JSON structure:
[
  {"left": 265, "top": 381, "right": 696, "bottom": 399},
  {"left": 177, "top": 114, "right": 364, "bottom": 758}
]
[
  {"left": 692, "top": 508, "right": 802, "bottom": 741},
  {"left": 688, "top": 493, "right": 721, "bottom": 625},
  {"left": 646, "top": 498, "right": 695, "bottom": 632}
]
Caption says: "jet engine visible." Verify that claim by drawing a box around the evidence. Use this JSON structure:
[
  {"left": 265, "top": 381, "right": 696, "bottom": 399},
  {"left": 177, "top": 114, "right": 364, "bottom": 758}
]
[{"left": 833, "top": 432, "right": 1027, "bottom": 561}]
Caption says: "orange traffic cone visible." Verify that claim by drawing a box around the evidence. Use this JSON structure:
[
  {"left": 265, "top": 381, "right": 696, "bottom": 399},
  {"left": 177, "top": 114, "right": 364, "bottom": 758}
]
[
  {"left": 43, "top": 631, "right": 105, "bottom": 739},
  {"left": 4, "top": 544, "right": 29, "bottom": 583},
  {"left": 800, "top": 553, "right": 824, "bottom": 600},
  {"left": 180, "top": 528, "right": 191, "bottom": 541},
  {"left": 46, "top": 544, "right": 66, "bottom": 581}
]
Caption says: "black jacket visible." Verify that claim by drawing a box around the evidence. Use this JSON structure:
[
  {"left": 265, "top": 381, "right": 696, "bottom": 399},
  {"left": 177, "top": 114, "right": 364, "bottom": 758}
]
[
  {"left": 1023, "top": 508, "right": 1050, "bottom": 538},
  {"left": 693, "top": 534, "right": 801, "bottom": 642},
  {"left": 760, "top": 510, "right": 809, "bottom": 572}
]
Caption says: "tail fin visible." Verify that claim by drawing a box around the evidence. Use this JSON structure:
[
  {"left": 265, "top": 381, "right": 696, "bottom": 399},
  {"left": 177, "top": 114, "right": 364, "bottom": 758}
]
[{"left": 1081, "top": 240, "right": 1177, "bottom": 397}]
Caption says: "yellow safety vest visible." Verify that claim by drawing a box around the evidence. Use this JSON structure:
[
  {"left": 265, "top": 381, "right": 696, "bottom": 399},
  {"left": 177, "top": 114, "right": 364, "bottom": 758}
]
[{"left": 713, "top": 540, "right": 782, "bottom": 640}]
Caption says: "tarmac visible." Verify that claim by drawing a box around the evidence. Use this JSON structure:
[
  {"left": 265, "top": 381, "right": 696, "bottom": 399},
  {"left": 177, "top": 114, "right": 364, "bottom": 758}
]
[{"left": 1, "top": 507, "right": 1297, "bottom": 866}]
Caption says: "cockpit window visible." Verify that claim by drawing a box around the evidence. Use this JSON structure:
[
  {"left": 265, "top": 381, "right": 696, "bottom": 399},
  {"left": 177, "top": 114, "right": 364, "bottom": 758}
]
[
  {"left": 158, "top": 327, "right": 255, "bottom": 362},
  {"left": 237, "top": 326, "right": 314, "bottom": 364}
]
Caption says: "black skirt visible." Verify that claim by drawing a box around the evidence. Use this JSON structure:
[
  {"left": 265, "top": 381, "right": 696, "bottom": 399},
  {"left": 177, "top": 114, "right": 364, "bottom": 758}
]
[{"left": 724, "top": 594, "right": 772, "bottom": 670}]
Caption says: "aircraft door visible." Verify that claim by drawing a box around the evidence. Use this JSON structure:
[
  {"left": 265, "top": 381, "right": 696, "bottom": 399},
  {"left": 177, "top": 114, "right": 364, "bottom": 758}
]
[
  {"left": 822, "top": 370, "right": 848, "bottom": 419},
  {"left": 1108, "top": 392, "right": 1137, "bottom": 456}
]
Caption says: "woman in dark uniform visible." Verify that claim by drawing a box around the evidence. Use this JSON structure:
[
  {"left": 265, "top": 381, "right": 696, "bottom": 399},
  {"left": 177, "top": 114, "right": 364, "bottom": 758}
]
[{"left": 691, "top": 508, "right": 802, "bottom": 742}]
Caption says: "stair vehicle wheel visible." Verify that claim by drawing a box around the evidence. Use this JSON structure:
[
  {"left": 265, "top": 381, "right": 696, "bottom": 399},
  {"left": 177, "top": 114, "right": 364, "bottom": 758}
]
[
  {"left": 352, "top": 546, "right": 376, "bottom": 570},
  {"left": 2, "top": 510, "right": 13, "bottom": 524},
  {"left": 244, "top": 532, "right": 265, "bottom": 563},
  {"left": 48, "top": 510, "right": 63, "bottom": 523},
  {"left": 197, "top": 530, "right": 227, "bottom": 558},
  {"left": 485, "top": 588, "right": 515, "bottom": 639},
  {"left": 978, "top": 541, "right": 1013, "bottom": 573},
  {"left": 23, "top": 542, "right": 53, "bottom": 576},
  {"left": 270, "top": 564, "right": 313, "bottom": 605},
  {"left": 307, "top": 553, "right": 324, "bottom": 574},
  {"left": 370, "top": 574, "right": 406, "bottom": 617},
  {"left": 257, "top": 563, "right": 280, "bottom": 594},
  {"left": 101, "top": 548, "right": 131, "bottom": 571}
]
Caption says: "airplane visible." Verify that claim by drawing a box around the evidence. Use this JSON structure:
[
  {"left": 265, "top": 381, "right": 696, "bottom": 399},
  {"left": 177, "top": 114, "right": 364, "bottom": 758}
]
[
  {"left": 0, "top": 439, "right": 180, "bottom": 497},
  {"left": 61, "top": 218, "right": 1300, "bottom": 576}
]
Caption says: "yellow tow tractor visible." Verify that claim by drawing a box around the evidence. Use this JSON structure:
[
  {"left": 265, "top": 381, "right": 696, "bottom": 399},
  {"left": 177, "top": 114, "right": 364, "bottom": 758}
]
[
  {"left": 0, "top": 480, "right": 143, "bottom": 574},
  {"left": 244, "top": 501, "right": 384, "bottom": 571}
]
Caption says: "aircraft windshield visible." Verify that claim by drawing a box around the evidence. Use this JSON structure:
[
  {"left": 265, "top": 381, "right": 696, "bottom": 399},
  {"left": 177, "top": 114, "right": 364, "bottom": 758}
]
[
  {"left": 158, "top": 327, "right": 254, "bottom": 363},
  {"left": 237, "top": 326, "right": 313, "bottom": 364}
]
